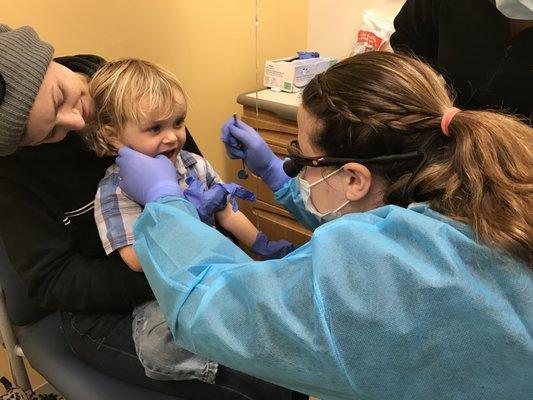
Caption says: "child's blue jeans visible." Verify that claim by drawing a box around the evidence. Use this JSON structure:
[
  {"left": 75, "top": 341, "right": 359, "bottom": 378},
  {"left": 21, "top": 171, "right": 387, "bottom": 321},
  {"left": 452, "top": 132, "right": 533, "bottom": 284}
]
[{"left": 132, "top": 300, "right": 218, "bottom": 383}]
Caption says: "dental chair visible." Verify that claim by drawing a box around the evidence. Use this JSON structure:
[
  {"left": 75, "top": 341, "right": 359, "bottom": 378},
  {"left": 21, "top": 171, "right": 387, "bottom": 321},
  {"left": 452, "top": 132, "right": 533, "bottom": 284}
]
[{"left": 0, "top": 239, "right": 186, "bottom": 400}]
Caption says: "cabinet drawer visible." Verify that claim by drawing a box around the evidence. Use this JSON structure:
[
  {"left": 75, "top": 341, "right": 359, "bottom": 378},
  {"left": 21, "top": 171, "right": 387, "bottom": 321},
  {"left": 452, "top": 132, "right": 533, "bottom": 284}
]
[{"left": 242, "top": 106, "right": 298, "bottom": 135}]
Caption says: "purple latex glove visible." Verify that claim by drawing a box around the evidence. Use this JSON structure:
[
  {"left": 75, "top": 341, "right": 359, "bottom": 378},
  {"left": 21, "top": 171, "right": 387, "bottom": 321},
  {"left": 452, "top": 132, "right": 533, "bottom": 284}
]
[
  {"left": 220, "top": 117, "right": 289, "bottom": 191},
  {"left": 116, "top": 147, "right": 183, "bottom": 205},
  {"left": 222, "top": 181, "right": 257, "bottom": 211},
  {"left": 183, "top": 177, "right": 256, "bottom": 224},
  {"left": 250, "top": 231, "right": 297, "bottom": 260}
]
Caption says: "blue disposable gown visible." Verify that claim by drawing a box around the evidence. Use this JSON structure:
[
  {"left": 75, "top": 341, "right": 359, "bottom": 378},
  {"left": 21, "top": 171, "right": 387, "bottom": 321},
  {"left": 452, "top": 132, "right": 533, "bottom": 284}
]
[{"left": 133, "top": 180, "right": 533, "bottom": 400}]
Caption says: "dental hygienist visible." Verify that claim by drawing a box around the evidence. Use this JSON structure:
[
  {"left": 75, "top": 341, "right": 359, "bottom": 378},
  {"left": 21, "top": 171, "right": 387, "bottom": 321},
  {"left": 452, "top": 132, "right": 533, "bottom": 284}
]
[{"left": 117, "top": 52, "right": 533, "bottom": 400}]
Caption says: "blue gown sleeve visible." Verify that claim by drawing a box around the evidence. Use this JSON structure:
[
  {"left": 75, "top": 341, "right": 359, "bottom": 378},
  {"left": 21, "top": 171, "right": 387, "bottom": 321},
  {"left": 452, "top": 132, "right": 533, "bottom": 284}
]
[
  {"left": 133, "top": 197, "right": 356, "bottom": 398},
  {"left": 273, "top": 178, "right": 320, "bottom": 231}
]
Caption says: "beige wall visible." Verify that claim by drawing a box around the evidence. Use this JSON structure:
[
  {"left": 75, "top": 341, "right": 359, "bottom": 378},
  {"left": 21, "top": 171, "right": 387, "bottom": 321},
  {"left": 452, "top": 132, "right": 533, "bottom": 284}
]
[
  {"left": 307, "top": 0, "right": 405, "bottom": 59},
  {"left": 2, "top": 0, "right": 308, "bottom": 180}
]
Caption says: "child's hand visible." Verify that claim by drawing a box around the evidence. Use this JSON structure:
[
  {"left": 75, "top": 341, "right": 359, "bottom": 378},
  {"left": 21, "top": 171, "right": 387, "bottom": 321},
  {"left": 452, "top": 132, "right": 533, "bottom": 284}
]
[
  {"left": 184, "top": 177, "right": 227, "bottom": 224},
  {"left": 183, "top": 177, "right": 256, "bottom": 225},
  {"left": 250, "top": 231, "right": 296, "bottom": 260}
]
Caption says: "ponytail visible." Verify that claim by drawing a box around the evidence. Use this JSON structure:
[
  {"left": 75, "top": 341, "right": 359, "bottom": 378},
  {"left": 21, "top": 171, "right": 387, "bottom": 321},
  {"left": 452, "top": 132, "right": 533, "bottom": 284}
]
[{"left": 392, "top": 111, "right": 533, "bottom": 265}]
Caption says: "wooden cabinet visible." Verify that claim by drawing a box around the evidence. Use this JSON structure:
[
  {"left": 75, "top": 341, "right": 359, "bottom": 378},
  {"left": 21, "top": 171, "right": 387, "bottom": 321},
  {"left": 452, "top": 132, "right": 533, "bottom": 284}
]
[{"left": 229, "top": 105, "right": 312, "bottom": 247}]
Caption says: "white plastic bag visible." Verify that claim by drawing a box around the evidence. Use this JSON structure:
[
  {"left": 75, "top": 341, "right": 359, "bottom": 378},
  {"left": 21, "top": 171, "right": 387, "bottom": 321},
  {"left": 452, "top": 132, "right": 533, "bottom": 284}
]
[{"left": 351, "top": 10, "right": 395, "bottom": 56}]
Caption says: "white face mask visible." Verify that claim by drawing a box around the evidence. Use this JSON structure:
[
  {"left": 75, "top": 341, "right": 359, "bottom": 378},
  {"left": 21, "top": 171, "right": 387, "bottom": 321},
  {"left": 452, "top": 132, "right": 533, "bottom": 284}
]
[
  {"left": 495, "top": 0, "right": 533, "bottom": 19},
  {"left": 298, "top": 167, "right": 350, "bottom": 223}
]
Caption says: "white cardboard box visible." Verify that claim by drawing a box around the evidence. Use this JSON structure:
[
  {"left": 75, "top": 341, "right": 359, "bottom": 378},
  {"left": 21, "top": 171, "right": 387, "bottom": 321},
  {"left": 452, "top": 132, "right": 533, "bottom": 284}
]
[{"left": 264, "top": 56, "right": 336, "bottom": 93}]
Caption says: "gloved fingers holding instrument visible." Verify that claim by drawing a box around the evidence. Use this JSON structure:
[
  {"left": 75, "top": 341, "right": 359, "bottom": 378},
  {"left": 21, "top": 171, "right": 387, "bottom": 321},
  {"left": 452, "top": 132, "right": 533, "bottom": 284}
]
[{"left": 220, "top": 116, "right": 290, "bottom": 191}]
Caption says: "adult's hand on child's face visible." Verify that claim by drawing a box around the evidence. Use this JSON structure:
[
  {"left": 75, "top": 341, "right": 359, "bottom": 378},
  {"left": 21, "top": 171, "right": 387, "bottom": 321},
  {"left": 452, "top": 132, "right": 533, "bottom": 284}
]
[{"left": 116, "top": 147, "right": 183, "bottom": 205}]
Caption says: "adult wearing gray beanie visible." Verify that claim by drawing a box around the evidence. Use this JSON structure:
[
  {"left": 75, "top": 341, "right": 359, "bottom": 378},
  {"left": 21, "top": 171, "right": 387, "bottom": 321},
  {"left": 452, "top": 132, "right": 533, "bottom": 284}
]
[
  {"left": 0, "top": 24, "right": 301, "bottom": 400},
  {"left": 0, "top": 24, "right": 100, "bottom": 155},
  {"left": 0, "top": 24, "right": 54, "bottom": 155}
]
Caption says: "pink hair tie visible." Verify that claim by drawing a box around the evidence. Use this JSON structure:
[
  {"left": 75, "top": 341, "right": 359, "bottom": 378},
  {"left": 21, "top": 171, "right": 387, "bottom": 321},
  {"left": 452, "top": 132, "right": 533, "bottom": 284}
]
[{"left": 440, "top": 107, "right": 461, "bottom": 136}]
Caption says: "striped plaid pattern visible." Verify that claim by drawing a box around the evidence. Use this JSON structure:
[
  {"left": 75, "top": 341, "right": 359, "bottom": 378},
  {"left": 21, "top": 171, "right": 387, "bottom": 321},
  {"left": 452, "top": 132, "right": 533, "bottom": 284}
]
[{"left": 94, "top": 150, "right": 221, "bottom": 255}]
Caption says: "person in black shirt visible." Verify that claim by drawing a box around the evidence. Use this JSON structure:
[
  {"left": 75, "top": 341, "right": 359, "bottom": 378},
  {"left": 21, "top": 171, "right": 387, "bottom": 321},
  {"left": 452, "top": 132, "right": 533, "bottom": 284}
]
[
  {"left": 391, "top": 0, "right": 532, "bottom": 121},
  {"left": 0, "top": 23, "right": 305, "bottom": 400}
]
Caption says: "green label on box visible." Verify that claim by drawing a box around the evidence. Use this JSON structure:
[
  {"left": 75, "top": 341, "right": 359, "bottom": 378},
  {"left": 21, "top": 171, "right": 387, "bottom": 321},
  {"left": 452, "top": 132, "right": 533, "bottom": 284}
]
[{"left": 283, "top": 82, "right": 292, "bottom": 90}]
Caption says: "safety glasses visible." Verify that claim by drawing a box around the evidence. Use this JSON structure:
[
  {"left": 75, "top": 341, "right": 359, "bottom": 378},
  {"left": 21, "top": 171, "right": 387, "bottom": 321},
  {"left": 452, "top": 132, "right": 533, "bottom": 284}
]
[{"left": 283, "top": 140, "right": 421, "bottom": 177}]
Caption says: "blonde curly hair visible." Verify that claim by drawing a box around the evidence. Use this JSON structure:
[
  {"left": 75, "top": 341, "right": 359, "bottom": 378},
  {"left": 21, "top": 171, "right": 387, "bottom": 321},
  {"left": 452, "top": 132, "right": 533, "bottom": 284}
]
[{"left": 84, "top": 58, "right": 186, "bottom": 157}]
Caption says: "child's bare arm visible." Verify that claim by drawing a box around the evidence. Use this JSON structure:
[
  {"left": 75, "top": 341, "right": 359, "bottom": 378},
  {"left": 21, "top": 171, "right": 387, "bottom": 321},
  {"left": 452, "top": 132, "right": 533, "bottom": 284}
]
[
  {"left": 118, "top": 245, "right": 142, "bottom": 272},
  {"left": 215, "top": 204, "right": 258, "bottom": 248}
]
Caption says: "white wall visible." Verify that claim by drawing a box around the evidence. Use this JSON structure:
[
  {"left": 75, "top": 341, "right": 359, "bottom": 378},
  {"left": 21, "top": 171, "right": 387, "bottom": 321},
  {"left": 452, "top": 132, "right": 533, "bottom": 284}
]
[{"left": 307, "top": 0, "right": 405, "bottom": 59}]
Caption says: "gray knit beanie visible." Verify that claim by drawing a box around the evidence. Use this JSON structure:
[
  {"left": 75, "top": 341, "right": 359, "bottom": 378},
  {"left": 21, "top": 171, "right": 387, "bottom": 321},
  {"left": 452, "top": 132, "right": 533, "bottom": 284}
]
[{"left": 0, "top": 24, "right": 54, "bottom": 156}]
